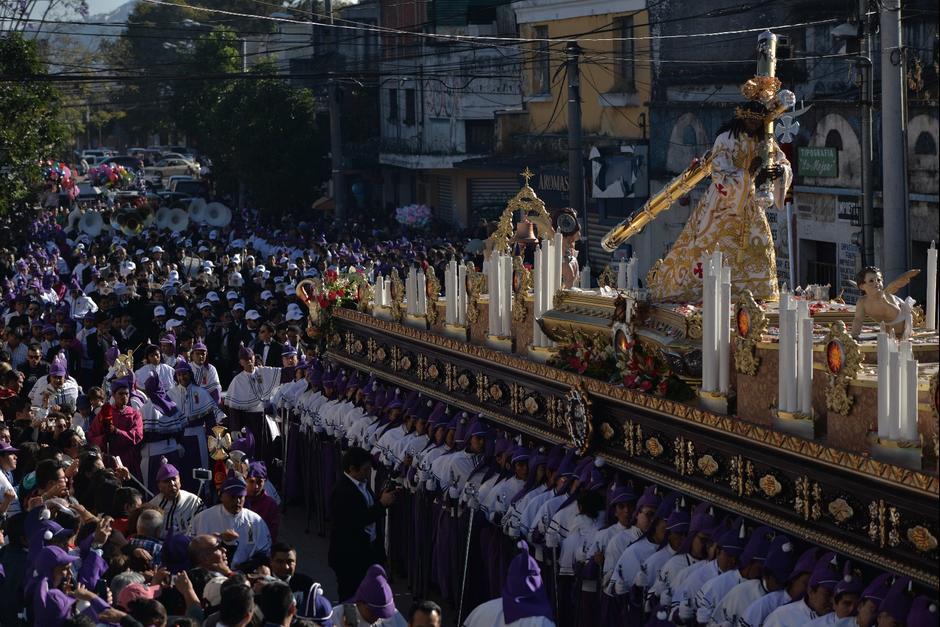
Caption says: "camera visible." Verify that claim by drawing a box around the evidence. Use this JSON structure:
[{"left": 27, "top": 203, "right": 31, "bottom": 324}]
[{"left": 193, "top": 468, "right": 212, "bottom": 481}]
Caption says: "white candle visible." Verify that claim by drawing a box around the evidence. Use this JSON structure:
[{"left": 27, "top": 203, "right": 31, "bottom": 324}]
[
  {"left": 889, "top": 349, "right": 901, "bottom": 440},
  {"left": 457, "top": 262, "right": 467, "bottom": 326},
  {"left": 488, "top": 257, "right": 499, "bottom": 336},
  {"left": 405, "top": 268, "right": 414, "bottom": 315},
  {"left": 580, "top": 265, "right": 591, "bottom": 289},
  {"left": 501, "top": 254, "right": 512, "bottom": 336},
  {"left": 617, "top": 260, "right": 626, "bottom": 290},
  {"left": 627, "top": 255, "right": 638, "bottom": 290},
  {"left": 927, "top": 240, "right": 937, "bottom": 330},
  {"left": 719, "top": 266, "right": 731, "bottom": 394},
  {"left": 778, "top": 292, "right": 790, "bottom": 411},
  {"left": 553, "top": 232, "right": 563, "bottom": 293},
  {"left": 702, "top": 258, "right": 718, "bottom": 392},
  {"left": 798, "top": 302, "right": 813, "bottom": 415},
  {"left": 534, "top": 246, "right": 544, "bottom": 346},
  {"left": 876, "top": 327, "right": 891, "bottom": 437},
  {"left": 903, "top": 355, "right": 919, "bottom": 441},
  {"left": 785, "top": 305, "right": 799, "bottom": 413}
]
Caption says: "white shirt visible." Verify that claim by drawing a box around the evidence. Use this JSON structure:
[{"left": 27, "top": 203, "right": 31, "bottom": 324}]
[
  {"left": 675, "top": 558, "right": 721, "bottom": 620},
  {"left": 695, "top": 568, "right": 745, "bottom": 625},
  {"left": 803, "top": 611, "right": 838, "bottom": 627},
  {"left": 463, "top": 598, "right": 556, "bottom": 627},
  {"left": 340, "top": 604, "right": 407, "bottom": 627},
  {"left": 635, "top": 544, "right": 676, "bottom": 591},
  {"left": 709, "top": 577, "right": 768, "bottom": 627},
  {"left": 28, "top": 376, "right": 80, "bottom": 410},
  {"left": 189, "top": 362, "right": 222, "bottom": 399},
  {"left": 190, "top": 504, "right": 272, "bottom": 565},
  {"left": 0, "top": 469, "right": 20, "bottom": 516},
  {"left": 739, "top": 590, "right": 792, "bottom": 627},
  {"left": 135, "top": 363, "right": 176, "bottom": 394}
]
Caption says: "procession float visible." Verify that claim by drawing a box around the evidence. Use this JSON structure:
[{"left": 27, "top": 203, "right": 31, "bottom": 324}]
[{"left": 299, "top": 32, "right": 939, "bottom": 591}]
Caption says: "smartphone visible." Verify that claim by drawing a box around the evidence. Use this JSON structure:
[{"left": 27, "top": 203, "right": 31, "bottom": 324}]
[
  {"left": 193, "top": 468, "right": 212, "bottom": 481},
  {"left": 114, "top": 455, "right": 124, "bottom": 468}
]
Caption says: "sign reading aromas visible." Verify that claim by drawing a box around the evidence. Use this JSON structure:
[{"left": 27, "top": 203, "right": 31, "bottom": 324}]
[{"left": 797, "top": 146, "right": 838, "bottom": 178}]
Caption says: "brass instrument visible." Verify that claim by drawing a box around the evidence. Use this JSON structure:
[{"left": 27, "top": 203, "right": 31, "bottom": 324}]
[{"left": 601, "top": 152, "right": 714, "bottom": 252}]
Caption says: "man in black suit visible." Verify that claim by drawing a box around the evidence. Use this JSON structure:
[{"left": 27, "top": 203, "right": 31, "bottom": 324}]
[
  {"left": 328, "top": 446, "right": 398, "bottom": 601},
  {"left": 252, "top": 322, "right": 284, "bottom": 367}
]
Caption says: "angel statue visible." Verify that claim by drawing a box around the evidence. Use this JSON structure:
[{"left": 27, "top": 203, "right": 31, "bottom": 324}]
[{"left": 850, "top": 266, "right": 921, "bottom": 339}]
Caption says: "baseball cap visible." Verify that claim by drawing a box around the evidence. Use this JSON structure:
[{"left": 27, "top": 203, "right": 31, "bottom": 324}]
[{"left": 245, "top": 309, "right": 261, "bottom": 321}]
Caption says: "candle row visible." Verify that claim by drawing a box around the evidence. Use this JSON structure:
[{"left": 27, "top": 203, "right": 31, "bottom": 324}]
[
  {"left": 373, "top": 275, "right": 392, "bottom": 308},
  {"left": 533, "top": 234, "right": 563, "bottom": 348},
  {"left": 927, "top": 240, "right": 937, "bottom": 331},
  {"left": 777, "top": 289, "right": 813, "bottom": 415},
  {"left": 406, "top": 266, "right": 427, "bottom": 316},
  {"left": 877, "top": 329, "right": 919, "bottom": 442},
  {"left": 701, "top": 252, "right": 731, "bottom": 394},
  {"left": 487, "top": 252, "right": 513, "bottom": 338},
  {"left": 616, "top": 255, "right": 639, "bottom": 291}
]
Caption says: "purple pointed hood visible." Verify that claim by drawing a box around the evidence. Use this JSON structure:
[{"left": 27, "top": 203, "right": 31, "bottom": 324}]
[{"left": 502, "top": 540, "right": 554, "bottom": 623}]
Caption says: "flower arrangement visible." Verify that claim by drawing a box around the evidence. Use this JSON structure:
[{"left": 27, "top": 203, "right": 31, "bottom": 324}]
[
  {"left": 395, "top": 203, "right": 432, "bottom": 228},
  {"left": 548, "top": 329, "right": 618, "bottom": 381},
  {"left": 87, "top": 163, "right": 134, "bottom": 189},
  {"left": 297, "top": 268, "right": 369, "bottom": 342},
  {"left": 616, "top": 337, "right": 694, "bottom": 401}
]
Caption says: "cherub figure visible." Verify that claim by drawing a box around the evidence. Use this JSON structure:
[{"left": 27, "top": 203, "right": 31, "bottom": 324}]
[{"left": 850, "top": 266, "right": 921, "bottom": 339}]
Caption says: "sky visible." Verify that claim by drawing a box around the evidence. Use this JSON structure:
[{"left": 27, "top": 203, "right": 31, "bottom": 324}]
[{"left": 86, "top": 0, "right": 132, "bottom": 17}]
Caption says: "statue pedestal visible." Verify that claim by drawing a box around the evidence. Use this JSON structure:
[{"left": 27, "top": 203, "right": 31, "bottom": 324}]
[
  {"left": 442, "top": 323, "right": 469, "bottom": 342},
  {"left": 403, "top": 314, "right": 428, "bottom": 331},
  {"left": 527, "top": 344, "right": 557, "bottom": 363},
  {"left": 485, "top": 334, "right": 513, "bottom": 353},
  {"left": 698, "top": 389, "right": 729, "bottom": 415},
  {"left": 773, "top": 409, "right": 821, "bottom": 439},
  {"left": 870, "top": 437, "right": 922, "bottom": 470},
  {"left": 373, "top": 306, "right": 394, "bottom": 322}
]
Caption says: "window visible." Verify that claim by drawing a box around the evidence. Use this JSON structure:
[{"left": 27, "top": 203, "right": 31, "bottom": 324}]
[
  {"left": 388, "top": 88, "right": 398, "bottom": 122},
  {"left": 914, "top": 131, "right": 937, "bottom": 155},
  {"left": 824, "top": 129, "right": 843, "bottom": 151},
  {"left": 465, "top": 120, "right": 494, "bottom": 154},
  {"left": 614, "top": 15, "right": 635, "bottom": 91},
  {"left": 532, "top": 26, "right": 550, "bottom": 94},
  {"left": 682, "top": 125, "right": 697, "bottom": 145},
  {"left": 404, "top": 88, "right": 416, "bottom": 125}
]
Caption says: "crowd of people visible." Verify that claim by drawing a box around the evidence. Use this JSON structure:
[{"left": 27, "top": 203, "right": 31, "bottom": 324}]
[{"left": 0, "top": 199, "right": 935, "bottom": 627}]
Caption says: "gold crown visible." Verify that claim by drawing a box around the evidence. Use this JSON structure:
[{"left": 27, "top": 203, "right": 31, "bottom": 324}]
[{"left": 734, "top": 106, "right": 766, "bottom": 120}]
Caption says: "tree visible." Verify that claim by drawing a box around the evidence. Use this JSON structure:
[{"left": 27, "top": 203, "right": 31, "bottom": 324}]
[{"left": 0, "top": 34, "right": 65, "bottom": 211}]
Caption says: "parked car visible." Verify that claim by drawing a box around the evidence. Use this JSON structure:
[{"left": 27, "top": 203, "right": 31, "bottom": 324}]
[
  {"left": 101, "top": 155, "right": 145, "bottom": 172},
  {"left": 160, "top": 152, "right": 198, "bottom": 166},
  {"left": 145, "top": 158, "right": 198, "bottom": 178},
  {"left": 172, "top": 179, "right": 209, "bottom": 199},
  {"left": 166, "top": 175, "right": 194, "bottom": 190}
]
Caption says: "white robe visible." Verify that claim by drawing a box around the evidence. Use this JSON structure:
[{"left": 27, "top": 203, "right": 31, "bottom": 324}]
[
  {"left": 709, "top": 577, "right": 767, "bottom": 627},
  {"left": 463, "top": 598, "right": 556, "bottom": 627},
  {"left": 148, "top": 490, "right": 204, "bottom": 535},
  {"left": 763, "top": 598, "right": 822, "bottom": 627},
  {"left": 190, "top": 504, "right": 272, "bottom": 566},
  {"left": 135, "top": 363, "right": 176, "bottom": 394},
  {"left": 608, "top": 536, "right": 657, "bottom": 595},
  {"left": 28, "top": 376, "right": 80, "bottom": 410},
  {"left": 190, "top": 362, "right": 222, "bottom": 399},
  {"left": 739, "top": 589, "right": 791, "bottom": 627},
  {"left": 674, "top": 558, "right": 721, "bottom": 621},
  {"left": 695, "top": 567, "right": 745, "bottom": 625},
  {"left": 226, "top": 366, "right": 281, "bottom": 413},
  {"left": 650, "top": 552, "right": 699, "bottom": 609}
]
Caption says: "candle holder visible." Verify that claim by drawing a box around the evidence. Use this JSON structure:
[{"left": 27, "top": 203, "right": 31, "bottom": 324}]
[
  {"left": 372, "top": 304, "right": 394, "bottom": 322},
  {"left": 697, "top": 388, "right": 729, "bottom": 415},
  {"left": 442, "top": 322, "right": 469, "bottom": 342},
  {"left": 485, "top": 334, "right": 513, "bottom": 353},
  {"left": 527, "top": 344, "right": 557, "bottom": 363},
  {"left": 870, "top": 435, "right": 923, "bottom": 470},
  {"left": 773, "top": 408, "right": 823, "bottom": 439},
  {"left": 404, "top": 313, "right": 429, "bottom": 331}
]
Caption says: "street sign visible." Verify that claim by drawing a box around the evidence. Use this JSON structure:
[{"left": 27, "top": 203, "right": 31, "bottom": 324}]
[{"left": 797, "top": 146, "right": 838, "bottom": 178}]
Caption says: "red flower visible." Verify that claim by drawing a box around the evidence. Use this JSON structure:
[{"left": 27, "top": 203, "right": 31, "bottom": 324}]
[{"left": 640, "top": 379, "right": 653, "bottom": 391}]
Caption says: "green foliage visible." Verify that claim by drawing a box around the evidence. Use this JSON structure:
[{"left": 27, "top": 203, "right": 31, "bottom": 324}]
[{"left": 0, "top": 34, "right": 65, "bottom": 211}]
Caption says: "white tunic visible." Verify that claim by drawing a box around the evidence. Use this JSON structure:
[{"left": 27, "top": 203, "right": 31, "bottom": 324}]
[
  {"left": 558, "top": 514, "right": 603, "bottom": 576},
  {"left": 226, "top": 366, "right": 281, "bottom": 413},
  {"left": 148, "top": 490, "right": 204, "bottom": 535},
  {"left": 190, "top": 362, "right": 222, "bottom": 399},
  {"left": 763, "top": 598, "right": 821, "bottom": 627},
  {"left": 650, "top": 552, "right": 699, "bottom": 608},
  {"left": 190, "top": 504, "right": 272, "bottom": 565},
  {"left": 695, "top": 568, "right": 745, "bottom": 625},
  {"left": 635, "top": 545, "right": 676, "bottom": 590},
  {"left": 608, "top": 537, "right": 657, "bottom": 595},
  {"left": 803, "top": 612, "right": 838, "bottom": 627},
  {"left": 596, "top": 524, "right": 642, "bottom": 583},
  {"left": 674, "top": 558, "right": 721, "bottom": 621},
  {"left": 463, "top": 598, "right": 556, "bottom": 627},
  {"left": 739, "top": 590, "right": 791, "bottom": 627},
  {"left": 708, "top": 577, "right": 767, "bottom": 627}
]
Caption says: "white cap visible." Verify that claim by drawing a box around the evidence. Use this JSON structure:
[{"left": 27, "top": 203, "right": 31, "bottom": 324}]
[
  {"left": 226, "top": 291, "right": 238, "bottom": 300},
  {"left": 260, "top": 290, "right": 273, "bottom": 300},
  {"left": 154, "top": 305, "right": 166, "bottom": 317},
  {"left": 151, "top": 245, "right": 164, "bottom": 253},
  {"left": 209, "top": 230, "right": 218, "bottom": 240},
  {"left": 198, "top": 301, "right": 211, "bottom": 310},
  {"left": 207, "top": 291, "right": 220, "bottom": 302},
  {"left": 245, "top": 309, "right": 261, "bottom": 320},
  {"left": 202, "top": 576, "right": 228, "bottom": 607},
  {"left": 232, "top": 254, "right": 241, "bottom": 264},
  {"left": 168, "top": 270, "right": 180, "bottom": 282},
  {"left": 174, "top": 306, "right": 187, "bottom": 317},
  {"left": 166, "top": 319, "right": 182, "bottom": 330},
  {"left": 202, "top": 260, "right": 214, "bottom": 268},
  {"left": 232, "top": 303, "right": 245, "bottom": 311},
  {"left": 140, "top": 256, "right": 150, "bottom": 263},
  {"left": 255, "top": 265, "right": 266, "bottom": 274},
  {"left": 286, "top": 310, "right": 304, "bottom": 321}
]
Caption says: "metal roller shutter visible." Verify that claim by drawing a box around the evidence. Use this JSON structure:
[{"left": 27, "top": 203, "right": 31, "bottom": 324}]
[
  {"left": 437, "top": 176, "right": 454, "bottom": 224},
  {"left": 468, "top": 177, "right": 518, "bottom": 223}
]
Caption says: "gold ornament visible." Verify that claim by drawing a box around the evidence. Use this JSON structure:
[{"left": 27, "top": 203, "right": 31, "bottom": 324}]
[
  {"left": 734, "top": 290, "right": 768, "bottom": 376},
  {"left": 646, "top": 437, "right": 663, "bottom": 458},
  {"left": 759, "top": 474, "right": 783, "bottom": 497},
  {"left": 601, "top": 422, "right": 615, "bottom": 440},
  {"left": 906, "top": 526, "right": 938, "bottom": 552},
  {"left": 828, "top": 498, "right": 854, "bottom": 524},
  {"left": 697, "top": 454, "right": 719, "bottom": 477},
  {"left": 823, "top": 321, "right": 862, "bottom": 414}
]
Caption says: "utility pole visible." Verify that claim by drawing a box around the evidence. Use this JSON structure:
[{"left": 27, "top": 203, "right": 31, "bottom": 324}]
[
  {"left": 566, "top": 41, "right": 586, "bottom": 267},
  {"left": 858, "top": 0, "right": 875, "bottom": 267},
  {"left": 879, "top": 0, "right": 910, "bottom": 287},
  {"left": 324, "top": 0, "right": 346, "bottom": 220}
]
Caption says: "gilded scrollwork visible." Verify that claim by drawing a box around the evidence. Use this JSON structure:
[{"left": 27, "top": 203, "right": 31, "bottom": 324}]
[
  {"left": 697, "top": 454, "right": 719, "bottom": 477},
  {"left": 823, "top": 321, "right": 862, "bottom": 414},
  {"left": 597, "top": 265, "right": 616, "bottom": 289},
  {"left": 828, "top": 498, "right": 854, "bottom": 524},
  {"left": 465, "top": 267, "right": 485, "bottom": 325},
  {"left": 512, "top": 256, "right": 532, "bottom": 324},
  {"left": 425, "top": 266, "right": 441, "bottom": 326},
  {"left": 906, "top": 525, "right": 938, "bottom": 553},
  {"left": 564, "top": 383, "right": 593, "bottom": 455},
  {"left": 389, "top": 268, "right": 405, "bottom": 322},
  {"left": 733, "top": 290, "right": 768, "bottom": 376}
]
